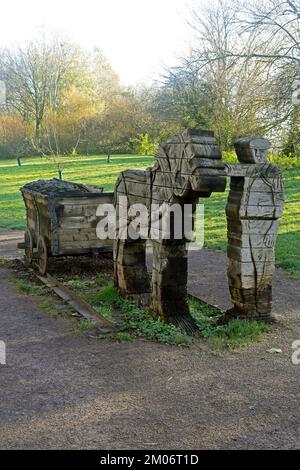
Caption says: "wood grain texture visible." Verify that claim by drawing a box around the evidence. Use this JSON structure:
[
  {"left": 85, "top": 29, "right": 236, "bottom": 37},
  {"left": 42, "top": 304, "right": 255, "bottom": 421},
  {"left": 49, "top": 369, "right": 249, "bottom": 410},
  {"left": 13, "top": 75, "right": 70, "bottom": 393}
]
[
  {"left": 114, "top": 129, "right": 226, "bottom": 333},
  {"left": 225, "top": 137, "right": 285, "bottom": 321}
]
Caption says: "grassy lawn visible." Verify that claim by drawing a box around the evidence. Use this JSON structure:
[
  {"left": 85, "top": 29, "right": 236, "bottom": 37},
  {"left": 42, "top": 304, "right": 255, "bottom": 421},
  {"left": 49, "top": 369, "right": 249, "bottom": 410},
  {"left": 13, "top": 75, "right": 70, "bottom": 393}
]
[
  {"left": 0, "top": 154, "right": 154, "bottom": 229},
  {"left": 199, "top": 154, "right": 300, "bottom": 278},
  {"left": 0, "top": 153, "right": 299, "bottom": 277}
]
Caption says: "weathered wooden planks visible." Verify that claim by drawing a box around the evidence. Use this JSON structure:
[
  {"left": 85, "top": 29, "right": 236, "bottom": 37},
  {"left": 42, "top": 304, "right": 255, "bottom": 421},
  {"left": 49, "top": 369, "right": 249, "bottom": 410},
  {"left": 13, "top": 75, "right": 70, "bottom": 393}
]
[
  {"left": 20, "top": 183, "right": 113, "bottom": 261},
  {"left": 114, "top": 129, "right": 226, "bottom": 332},
  {"left": 225, "top": 137, "right": 285, "bottom": 321}
]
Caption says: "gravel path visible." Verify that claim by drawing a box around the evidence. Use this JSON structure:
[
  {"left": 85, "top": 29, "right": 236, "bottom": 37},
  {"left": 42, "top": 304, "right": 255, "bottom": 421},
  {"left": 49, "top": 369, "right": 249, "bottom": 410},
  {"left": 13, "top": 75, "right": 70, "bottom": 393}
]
[
  {"left": 0, "top": 230, "right": 299, "bottom": 449},
  {"left": 0, "top": 229, "right": 24, "bottom": 260}
]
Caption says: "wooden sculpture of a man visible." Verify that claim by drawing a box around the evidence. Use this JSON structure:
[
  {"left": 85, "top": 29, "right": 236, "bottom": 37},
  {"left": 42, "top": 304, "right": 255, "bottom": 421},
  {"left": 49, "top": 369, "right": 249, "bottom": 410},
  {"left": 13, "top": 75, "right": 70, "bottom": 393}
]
[{"left": 225, "top": 137, "right": 285, "bottom": 321}]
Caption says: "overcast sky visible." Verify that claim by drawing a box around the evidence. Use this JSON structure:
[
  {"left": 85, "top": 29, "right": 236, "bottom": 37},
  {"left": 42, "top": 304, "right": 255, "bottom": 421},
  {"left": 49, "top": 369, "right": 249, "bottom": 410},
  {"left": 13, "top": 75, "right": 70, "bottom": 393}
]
[{"left": 0, "top": 0, "right": 202, "bottom": 85}]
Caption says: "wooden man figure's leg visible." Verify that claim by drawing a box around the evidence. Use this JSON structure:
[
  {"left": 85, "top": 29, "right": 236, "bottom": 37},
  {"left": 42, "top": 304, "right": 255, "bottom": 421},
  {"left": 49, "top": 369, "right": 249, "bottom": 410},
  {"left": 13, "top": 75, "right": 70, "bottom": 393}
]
[{"left": 227, "top": 219, "right": 277, "bottom": 322}]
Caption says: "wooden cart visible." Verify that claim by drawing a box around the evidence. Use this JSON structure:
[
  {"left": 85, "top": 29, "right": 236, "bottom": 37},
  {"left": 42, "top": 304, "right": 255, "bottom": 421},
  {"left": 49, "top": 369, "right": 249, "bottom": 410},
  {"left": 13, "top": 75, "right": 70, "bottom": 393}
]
[{"left": 20, "top": 179, "right": 114, "bottom": 274}]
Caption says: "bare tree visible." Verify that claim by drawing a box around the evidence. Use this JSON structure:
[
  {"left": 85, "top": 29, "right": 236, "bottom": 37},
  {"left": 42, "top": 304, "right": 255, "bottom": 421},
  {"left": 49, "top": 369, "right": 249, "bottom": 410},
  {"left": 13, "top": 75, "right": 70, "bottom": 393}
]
[
  {"left": 0, "top": 34, "right": 77, "bottom": 144},
  {"left": 187, "top": 0, "right": 299, "bottom": 67},
  {"left": 160, "top": 0, "right": 299, "bottom": 148},
  {"left": 235, "top": 0, "right": 300, "bottom": 66},
  {"left": 163, "top": 0, "right": 271, "bottom": 147}
]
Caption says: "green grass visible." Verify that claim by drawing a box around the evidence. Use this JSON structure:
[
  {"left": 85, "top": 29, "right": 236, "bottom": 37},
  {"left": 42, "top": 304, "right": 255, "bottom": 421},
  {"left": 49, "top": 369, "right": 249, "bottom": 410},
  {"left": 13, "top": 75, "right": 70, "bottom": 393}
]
[
  {"left": 0, "top": 154, "right": 154, "bottom": 229},
  {"left": 98, "top": 331, "right": 134, "bottom": 343},
  {"left": 95, "top": 285, "right": 192, "bottom": 345},
  {"left": 93, "top": 285, "right": 270, "bottom": 349},
  {"left": 189, "top": 297, "right": 270, "bottom": 351},
  {"left": 0, "top": 152, "right": 299, "bottom": 277},
  {"left": 64, "top": 273, "right": 111, "bottom": 292},
  {"left": 198, "top": 153, "right": 300, "bottom": 278},
  {"left": 8, "top": 267, "right": 271, "bottom": 349},
  {"left": 72, "top": 319, "right": 97, "bottom": 336},
  {"left": 9, "top": 275, "right": 46, "bottom": 296}
]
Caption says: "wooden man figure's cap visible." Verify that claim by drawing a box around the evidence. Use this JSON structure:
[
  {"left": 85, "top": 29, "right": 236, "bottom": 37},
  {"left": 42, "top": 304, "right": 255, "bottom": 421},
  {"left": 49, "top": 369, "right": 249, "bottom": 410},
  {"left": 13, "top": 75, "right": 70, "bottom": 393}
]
[{"left": 234, "top": 136, "right": 271, "bottom": 163}]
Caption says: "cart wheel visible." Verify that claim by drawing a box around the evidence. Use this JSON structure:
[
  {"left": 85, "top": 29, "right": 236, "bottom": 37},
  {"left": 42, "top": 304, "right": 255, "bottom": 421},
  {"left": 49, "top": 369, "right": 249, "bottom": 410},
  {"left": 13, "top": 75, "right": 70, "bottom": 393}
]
[
  {"left": 24, "top": 229, "right": 34, "bottom": 263},
  {"left": 37, "top": 236, "right": 48, "bottom": 275}
]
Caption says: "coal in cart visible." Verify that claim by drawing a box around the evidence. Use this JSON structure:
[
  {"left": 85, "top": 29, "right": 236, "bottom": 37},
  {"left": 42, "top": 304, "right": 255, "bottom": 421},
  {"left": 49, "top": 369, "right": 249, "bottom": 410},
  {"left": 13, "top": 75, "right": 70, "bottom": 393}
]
[{"left": 20, "top": 179, "right": 114, "bottom": 274}]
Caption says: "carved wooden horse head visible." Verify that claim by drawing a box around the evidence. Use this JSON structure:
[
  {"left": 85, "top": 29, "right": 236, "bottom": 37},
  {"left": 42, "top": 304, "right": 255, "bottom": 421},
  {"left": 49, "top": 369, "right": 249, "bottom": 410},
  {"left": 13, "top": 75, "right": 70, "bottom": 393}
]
[{"left": 153, "top": 129, "right": 226, "bottom": 202}]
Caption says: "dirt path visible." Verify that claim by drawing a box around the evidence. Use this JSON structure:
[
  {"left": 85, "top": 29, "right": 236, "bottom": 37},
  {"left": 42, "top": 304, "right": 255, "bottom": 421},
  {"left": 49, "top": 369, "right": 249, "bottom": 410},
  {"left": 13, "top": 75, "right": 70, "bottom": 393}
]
[
  {"left": 0, "top": 229, "right": 24, "bottom": 260},
  {"left": 3, "top": 229, "right": 299, "bottom": 326},
  {"left": 188, "top": 248, "right": 300, "bottom": 328},
  {"left": 0, "top": 230, "right": 300, "bottom": 449}
]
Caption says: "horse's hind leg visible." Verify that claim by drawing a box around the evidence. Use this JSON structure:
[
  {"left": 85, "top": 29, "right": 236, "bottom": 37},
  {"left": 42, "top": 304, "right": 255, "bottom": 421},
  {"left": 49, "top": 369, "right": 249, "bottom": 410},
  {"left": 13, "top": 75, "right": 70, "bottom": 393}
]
[
  {"left": 114, "top": 239, "right": 150, "bottom": 306},
  {"left": 150, "top": 239, "right": 198, "bottom": 334}
]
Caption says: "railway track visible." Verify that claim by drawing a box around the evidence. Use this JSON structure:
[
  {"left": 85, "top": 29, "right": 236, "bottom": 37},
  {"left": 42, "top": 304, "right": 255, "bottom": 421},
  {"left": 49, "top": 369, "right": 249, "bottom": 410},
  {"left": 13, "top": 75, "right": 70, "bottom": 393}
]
[{"left": 20, "top": 258, "right": 117, "bottom": 334}]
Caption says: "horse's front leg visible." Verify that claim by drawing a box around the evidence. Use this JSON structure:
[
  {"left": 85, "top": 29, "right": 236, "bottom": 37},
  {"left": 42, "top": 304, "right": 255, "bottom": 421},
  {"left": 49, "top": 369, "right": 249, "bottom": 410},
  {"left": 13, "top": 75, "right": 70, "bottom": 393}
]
[
  {"left": 150, "top": 239, "right": 198, "bottom": 333},
  {"left": 114, "top": 239, "right": 150, "bottom": 306}
]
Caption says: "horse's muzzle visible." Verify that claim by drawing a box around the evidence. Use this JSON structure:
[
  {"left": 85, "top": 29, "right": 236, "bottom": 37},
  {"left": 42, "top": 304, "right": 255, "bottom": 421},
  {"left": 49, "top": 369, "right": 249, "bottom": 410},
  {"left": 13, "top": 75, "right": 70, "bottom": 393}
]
[{"left": 190, "top": 168, "right": 227, "bottom": 193}]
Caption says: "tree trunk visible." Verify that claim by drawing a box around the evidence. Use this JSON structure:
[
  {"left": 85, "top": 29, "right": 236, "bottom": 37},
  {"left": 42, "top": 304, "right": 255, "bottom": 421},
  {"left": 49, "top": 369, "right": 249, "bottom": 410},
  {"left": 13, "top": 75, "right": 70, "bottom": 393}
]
[{"left": 35, "top": 119, "right": 41, "bottom": 145}]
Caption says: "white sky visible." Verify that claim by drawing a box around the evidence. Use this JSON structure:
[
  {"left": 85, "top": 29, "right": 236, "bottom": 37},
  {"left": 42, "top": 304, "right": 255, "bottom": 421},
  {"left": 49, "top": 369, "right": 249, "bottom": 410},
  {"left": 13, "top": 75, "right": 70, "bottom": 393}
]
[{"left": 0, "top": 0, "right": 202, "bottom": 86}]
